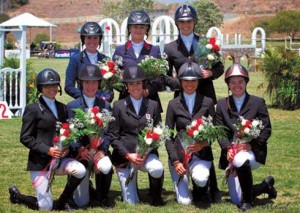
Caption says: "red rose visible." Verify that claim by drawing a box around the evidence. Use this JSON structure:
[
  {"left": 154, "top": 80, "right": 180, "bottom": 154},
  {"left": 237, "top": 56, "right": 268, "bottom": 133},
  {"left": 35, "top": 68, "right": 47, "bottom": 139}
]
[
  {"left": 244, "top": 120, "right": 252, "bottom": 128},
  {"left": 100, "top": 69, "right": 108, "bottom": 76},
  {"left": 61, "top": 123, "right": 69, "bottom": 129},
  {"left": 95, "top": 117, "right": 103, "bottom": 127},
  {"left": 52, "top": 136, "right": 60, "bottom": 144},
  {"left": 63, "top": 129, "right": 71, "bottom": 137},
  {"left": 146, "top": 130, "right": 153, "bottom": 138},
  {"left": 91, "top": 107, "right": 99, "bottom": 114},
  {"left": 151, "top": 133, "right": 160, "bottom": 141},
  {"left": 107, "top": 61, "right": 115, "bottom": 70},
  {"left": 187, "top": 129, "right": 194, "bottom": 137}
]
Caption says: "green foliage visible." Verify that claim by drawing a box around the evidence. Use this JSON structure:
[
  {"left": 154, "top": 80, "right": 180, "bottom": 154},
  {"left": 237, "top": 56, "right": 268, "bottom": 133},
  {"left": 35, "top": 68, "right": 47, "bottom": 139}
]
[
  {"left": 34, "top": 33, "right": 50, "bottom": 49},
  {"left": 257, "top": 46, "right": 300, "bottom": 110},
  {"left": 251, "top": 19, "right": 272, "bottom": 37},
  {"left": 193, "top": 0, "right": 224, "bottom": 35},
  {"left": 0, "top": 13, "right": 10, "bottom": 23},
  {"left": 268, "top": 10, "right": 300, "bottom": 39},
  {"left": 2, "top": 57, "right": 37, "bottom": 104},
  {"left": 102, "top": 0, "right": 154, "bottom": 24}
]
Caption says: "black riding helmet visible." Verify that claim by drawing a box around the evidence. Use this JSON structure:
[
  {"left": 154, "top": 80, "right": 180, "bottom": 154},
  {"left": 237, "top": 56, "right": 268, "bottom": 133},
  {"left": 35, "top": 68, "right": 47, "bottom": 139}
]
[
  {"left": 80, "top": 22, "right": 103, "bottom": 47},
  {"left": 36, "top": 68, "right": 62, "bottom": 95},
  {"left": 178, "top": 61, "right": 202, "bottom": 80},
  {"left": 122, "top": 66, "right": 146, "bottom": 83},
  {"left": 127, "top": 10, "right": 151, "bottom": 38},
  {"left": 78, "top": 64, "right": 102, "bottom": 88},
  {"left": 175, "top": 5, "right": 198, "bottom": 22}
]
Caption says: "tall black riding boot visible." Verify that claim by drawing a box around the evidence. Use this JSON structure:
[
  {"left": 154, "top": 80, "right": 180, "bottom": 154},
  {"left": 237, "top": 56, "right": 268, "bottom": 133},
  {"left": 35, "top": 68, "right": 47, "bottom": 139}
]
[
  {"left": 192, "top": 180, "right": 211, "bottom": 203},
  {"left": 52, "top": 176, "right": 84, "bottom": 210},
  {"left": 9, "top": 186, "right": 39, "bottom": 210},
  {"left": 253, "top": 176, "right": 277, "bottom": 200},
  {"left": 209, "top": 163, "right": 222, "bottom": 203},
  {"left": 95, "top": 169, "right": 115, "bottom": 208},
  {"left": 235, "top": 160, "right": 253, "bottom": 212},
  {"left": 148, "top": 172, "right": 164, "bottom": 206}
]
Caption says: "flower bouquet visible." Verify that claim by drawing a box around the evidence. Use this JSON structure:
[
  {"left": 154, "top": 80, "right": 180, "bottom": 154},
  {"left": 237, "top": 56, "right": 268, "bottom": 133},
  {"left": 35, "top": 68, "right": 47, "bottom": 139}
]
[
  {"left": 196, "top": 37, "right": 222, "bottom": 70},
  {"left": 125, "top": 120, "right": 172, "bottom": 185},
  {"left": 234, "top": 116, "right": 264, "bottom": 143},
  {"left": 177, "top": 116, "right": 227, "bottom": 185},
  {"left": 225, "top": 116, "right": 264, "bottom": 179},
  {"left": 138, "top": 54, "right": 169, "bottom": 79},
  {"left": 72, "top": 106, "right": 115, "bottom": 173},
  {"left": 98, "top": 58, "right": 123, "bottom": 91},
  {"left": 47, "top": 119, "right": 87, "bottom": 192}
]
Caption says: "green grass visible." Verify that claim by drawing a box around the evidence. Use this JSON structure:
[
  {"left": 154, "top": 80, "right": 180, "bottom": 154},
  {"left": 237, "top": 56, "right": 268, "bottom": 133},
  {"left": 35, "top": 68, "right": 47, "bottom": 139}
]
[{"left": 0, "top": 58, "right": 300, "bottom": 212}]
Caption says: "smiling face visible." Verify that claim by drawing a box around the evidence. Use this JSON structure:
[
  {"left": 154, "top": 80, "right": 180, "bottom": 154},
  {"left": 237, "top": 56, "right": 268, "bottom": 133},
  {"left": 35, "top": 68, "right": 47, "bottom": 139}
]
[
  {"left": 228, "top": 76, "right": 247, "bottom": 98},
  {"left": 181, "top": 79, "right": 198, "bottom": 95},
  {"left": 82, "top": 80, "right": 99, "bottom": 98},
  {"left": 42, "top": 84, "right": 59, "bottom": 99},
  {"left": 127, "top": 81, "right": 143, "bottom": 100},
  {"left": 177, "top": 20, "right": 195, "bottom": 36},
  {"left": 84, "top": 36, "right": 100, "bottom": 53},
  {"left": 129, "top": 25, "right": 148, "bottom": 43}
]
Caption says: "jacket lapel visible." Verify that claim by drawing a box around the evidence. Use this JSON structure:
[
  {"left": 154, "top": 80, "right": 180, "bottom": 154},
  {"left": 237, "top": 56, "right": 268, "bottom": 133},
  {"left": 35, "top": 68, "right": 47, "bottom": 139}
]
[
  {"left": 179, "top": 94, "right": 191, "bottom": 118},
  {"left": 125, "top": 96, "right": 138, "bottom": 119}
]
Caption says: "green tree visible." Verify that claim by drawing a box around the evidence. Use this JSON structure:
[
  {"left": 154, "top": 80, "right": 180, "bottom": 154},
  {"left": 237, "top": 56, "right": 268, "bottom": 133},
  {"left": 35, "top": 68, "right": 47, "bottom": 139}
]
[
  {"left": 0, "top": 13, "right": 10, "bottom": 23},
  {"left": 34, "top": 33, "right": 49, "bottom": 49},
  {"left": 268, "top": 10, "right": 300, "bottom": 39},
  {"left": 193, "top": 0, "right": 224, "bottom": 36},
  {"left": 251, "top": 19, "right": 272, "bottom": 37},
  {"left": 102, "top": 0, "right": 154, "bottom": 24}
]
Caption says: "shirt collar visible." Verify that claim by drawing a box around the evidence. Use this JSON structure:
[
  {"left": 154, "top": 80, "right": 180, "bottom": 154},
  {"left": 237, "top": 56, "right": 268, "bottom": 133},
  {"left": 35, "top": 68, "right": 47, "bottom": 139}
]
[
  {"left": 42, "top": 95, "right": 55, "bottom": 105},
  {"left": 180, "top": 33, "right": 194, "bottom": 42}
]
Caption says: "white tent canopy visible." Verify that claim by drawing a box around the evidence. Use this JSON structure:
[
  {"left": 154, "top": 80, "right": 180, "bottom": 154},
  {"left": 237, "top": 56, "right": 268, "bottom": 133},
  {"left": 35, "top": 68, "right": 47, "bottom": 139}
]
[{"left": 0, "top": 12, "right": 56, "bottom": 27}]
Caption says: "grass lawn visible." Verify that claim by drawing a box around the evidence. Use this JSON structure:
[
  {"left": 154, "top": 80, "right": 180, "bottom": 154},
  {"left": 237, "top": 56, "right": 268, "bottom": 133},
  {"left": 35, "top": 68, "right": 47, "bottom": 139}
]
[{"left": 0, "top": 58, "right": 299, "bottom": 212}]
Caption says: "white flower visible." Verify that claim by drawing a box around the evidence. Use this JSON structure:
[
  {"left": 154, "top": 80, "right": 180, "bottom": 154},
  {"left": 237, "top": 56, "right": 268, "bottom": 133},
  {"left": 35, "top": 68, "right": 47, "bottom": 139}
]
[
  {"left": 244, "top": 127, "right": 250, "bottom": 134},
  {"left": 103, "top": 72, "right": 113, "bottom": 79},
  {"left": 102, "top": 65, "right": 109, "bottom": 72},
  {"left": 60, "top": 136, "right": 66, "bottom": 141},
  {"left": 206, "top": 44, "right": 213, "bottom": 49},
  {"left": 145, "top": 137, "right": 153, "bottom": 145},
  {"left": 252, "top": 120, "right": 259, "bottom": 127},
  {"left": 153, "top": 127, "right": 163, "bottom": 135},
  {"left": 191, "top": 120, "right": 197, "bottom": 127},
  {"left": 241, "top": 118, "right": 247, "bottom": 126},
  {"left": 60, "top": 129, "right": 65, "bottom": 135},
  {"left": 193, "top": 130, "right": 199, "bottom": 137},
  {"left": 69, "top": 123, "right": 75, "bottom": 130},
  {"left": 207, "top": 54, "right": 215, "bottom": 61},
  {"left": 90, "top": 119, "right": 95, "bottom": 125},
  {"left": 197, "top": 124, "right": 204, "bottom": 132},
  {"left": 96, "top": 112, "right": 102, "bottom": 119}
]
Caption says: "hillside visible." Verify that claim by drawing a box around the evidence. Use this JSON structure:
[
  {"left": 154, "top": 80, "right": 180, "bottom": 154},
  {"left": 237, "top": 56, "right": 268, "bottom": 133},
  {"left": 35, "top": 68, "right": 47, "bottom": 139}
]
[{"left": 6, "top": 0, "right": 300, "bottom": 48}]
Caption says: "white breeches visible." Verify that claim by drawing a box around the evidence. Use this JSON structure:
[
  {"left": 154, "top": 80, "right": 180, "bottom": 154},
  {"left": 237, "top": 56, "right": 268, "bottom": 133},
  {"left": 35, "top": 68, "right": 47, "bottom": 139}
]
[
  {"left": 30, "top": 158, "right": 86, "bottom": 210},
  {"left": 116, "top": 154, "right": 163, "bottom": 204},
  {"left": 169, "top": 155, "right": 212, "bottom": 205}
]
